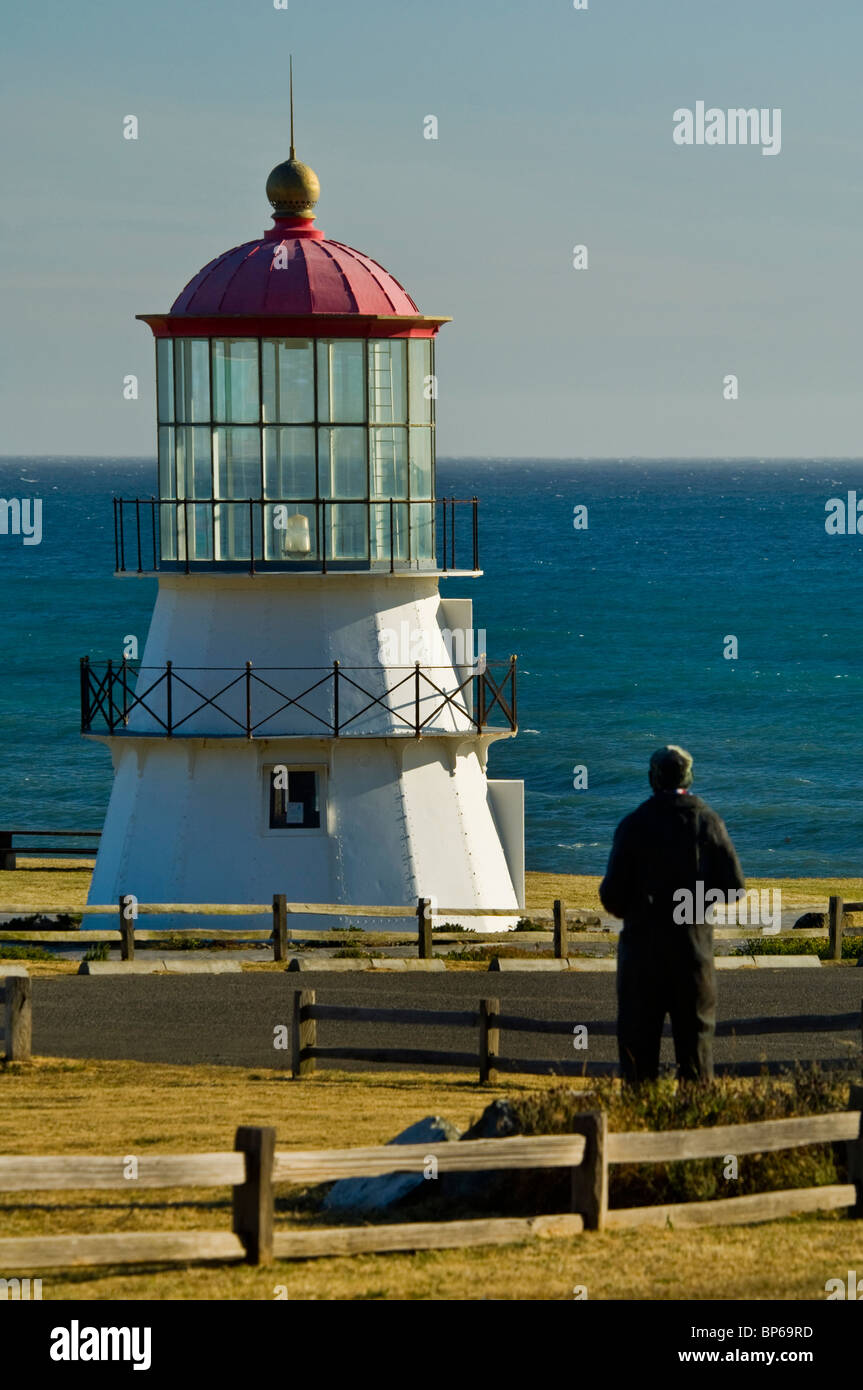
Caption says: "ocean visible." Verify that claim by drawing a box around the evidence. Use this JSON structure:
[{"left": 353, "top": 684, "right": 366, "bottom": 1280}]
[{"left": 1, "top": 457, "right": 862, "bottom": 879}]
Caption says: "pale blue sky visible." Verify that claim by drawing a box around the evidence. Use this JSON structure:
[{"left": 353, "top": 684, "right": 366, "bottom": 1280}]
[{"left": 2, "top": 0, "right": 862, "bottom": 458}]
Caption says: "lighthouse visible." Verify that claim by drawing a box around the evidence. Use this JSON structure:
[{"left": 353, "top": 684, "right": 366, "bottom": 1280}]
[{"left": 81, "top": 128, "right": 524, "bottom": 932}]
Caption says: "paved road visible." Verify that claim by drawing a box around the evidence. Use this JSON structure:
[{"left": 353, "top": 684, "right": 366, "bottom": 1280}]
[{"left": 29, "top": 970, "right": 862, "bottom": 1075}]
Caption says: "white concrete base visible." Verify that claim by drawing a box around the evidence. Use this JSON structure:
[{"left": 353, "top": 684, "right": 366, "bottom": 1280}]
[
  {"left": 487, "top": 956, "right": 824, "bottom": 973},
  {"left": 0, "top": 966, "right": 29, "bottom": 978}
]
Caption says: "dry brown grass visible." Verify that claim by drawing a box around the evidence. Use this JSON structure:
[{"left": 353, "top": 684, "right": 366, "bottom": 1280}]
[{"left": 0, "top": 1058, "right": 860, "bottom": 1301}]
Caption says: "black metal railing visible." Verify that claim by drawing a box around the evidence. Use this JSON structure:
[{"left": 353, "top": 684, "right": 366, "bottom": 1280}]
[
  {"left": 80, "top": 657, "right": 517, "bottom": 739},
  {"left": 112, "top": 497, "right": 480, "bottom": 575}
]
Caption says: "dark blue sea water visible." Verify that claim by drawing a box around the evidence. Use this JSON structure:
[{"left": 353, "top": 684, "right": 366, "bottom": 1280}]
[{"left": 2, "top": 457, "right": 862, "bottom": 878}]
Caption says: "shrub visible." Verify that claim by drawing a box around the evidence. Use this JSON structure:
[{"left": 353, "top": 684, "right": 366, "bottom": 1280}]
[
  {"left": 511, "top": 1068, "right": 852, "bottom": 1208},
  {"left": 83, "top": 942, "right": 110, "bottom": 962},
  {"left": 738, "top": 935, "right": 863, "bottom": 961},
  {"left": 0, "top": 944, "right": 57, "bottom": 963}
]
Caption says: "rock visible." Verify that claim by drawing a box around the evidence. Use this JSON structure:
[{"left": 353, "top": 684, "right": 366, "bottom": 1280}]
[
  {"left": 793, "top": 911, "right": 853, "bottom": 931},
  {"left": 462, "top": 1098, "right": 521, "bottom": 1141},
  {"left": 322, "top": 1115, "right": 461, "bottom": 1213},
  {"left": 569, "top": 913, "right": 602, "bottom": 929},
  {"left": 793, "top": 912, "right": 826, "bottom": 930}
]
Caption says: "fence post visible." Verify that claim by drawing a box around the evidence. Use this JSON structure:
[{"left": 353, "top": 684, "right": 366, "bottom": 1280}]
[
  {"left": 4, "top": 976, "right": 32, "bottom": 1062},
  {"left": 568, "top": 1110, "right": 608, "bottom": 1231},
  {"left": 119, "top": 896, "right": 135, "bottom": 960},
  {"left": 828, "top": 896, "right": 844, "bottom": 961},
  {"left": 291, "top": 989, "right": 316, "bottom": 1078},
  {"left": 232, "top": 1125, "right": 276, "bottom": 1264},
  {"left": 479, "top": 996, "right": 499, "bottom": 1084},
  {"left": 553, "top": 899, "right": 567, "bottom": 960},
  {"left": 417, "top": 897, "right": 432, "bottom": 959},
  {"left": 272, "top": 894, "right": 287, "bottom": 963},
  {"left": 847, "top": 1080, "right": 863, "bottom": 1220}
]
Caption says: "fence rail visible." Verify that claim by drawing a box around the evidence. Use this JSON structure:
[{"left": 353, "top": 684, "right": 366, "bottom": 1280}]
[
  {"left": 0, "top": 1095, "right": 859, "bottom": 1270},
  {"left": 0, "top": 894, "right": 860, "bottom": 963},
  {"left": 290, "top": 990, "right": 863, "bottom": 1082}
]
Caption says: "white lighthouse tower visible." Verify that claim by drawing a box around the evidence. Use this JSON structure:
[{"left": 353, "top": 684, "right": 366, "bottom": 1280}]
[{"left": 82, "top": 130, "right": 524, "bottom": 932}]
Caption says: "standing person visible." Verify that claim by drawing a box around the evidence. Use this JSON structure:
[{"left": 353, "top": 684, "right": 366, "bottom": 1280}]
[{"left": 599, "top": 745, "right": 745, "bottom": 1084}]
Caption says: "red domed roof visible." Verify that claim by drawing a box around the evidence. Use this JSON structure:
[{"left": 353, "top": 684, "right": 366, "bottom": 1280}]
[{"left": 171, "top": 226, "right": 420, "bottom": 317}]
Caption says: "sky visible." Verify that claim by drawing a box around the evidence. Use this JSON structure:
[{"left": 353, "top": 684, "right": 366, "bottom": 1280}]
[{"left": 2, "top": 0, "right": 862, "bottom": 459}]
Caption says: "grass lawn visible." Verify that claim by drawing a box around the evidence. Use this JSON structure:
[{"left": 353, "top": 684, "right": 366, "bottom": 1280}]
[
  {"left": 2, "top": 862, "right": 860, "bottom": 918},
  {"left": 0, "top": 1058, "right": 860, "bottom": 1301}
]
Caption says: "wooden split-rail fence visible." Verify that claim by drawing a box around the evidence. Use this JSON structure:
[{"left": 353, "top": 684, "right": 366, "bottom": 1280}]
[
  {"left": 0, "top": 1093, "right": 860, "bottom": 1272},
  {"left": 291, "top": 990, "right": 863, "bottom": 1082},
  {"left": 0, "top": 895, "right": 859, "bottom": 961}
]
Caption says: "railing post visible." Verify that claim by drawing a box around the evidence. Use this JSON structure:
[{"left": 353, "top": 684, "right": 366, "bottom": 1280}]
[
  {"left": 232, "top": 1125, "right": 276, "bottom": 1265},
  {"left": 272, "top": 894, "right": 287, "bottom": 963},
  {"left": 417, "top": 896, "right": 432, "bottom": 959},
  {"left": 477, "top": 666, "right": 486, "bottom": 731},
  {"left": 0, "top": 832, "right": 15, "bottom": 872},
  {"left": 569, "top": 1111, "right": 608, "bottom": 1231},
  {"left": 389, "top": 497, "right": 395, "bottom": 573},
  {"left": 847, "top": 1080, "right": 863, "bottom": 1219},
  {"left": 121, "top": 656, "right": 129, "bottom": 726},
  {"left": 553, "top": 899, "right": 567, "bottom": 959},
  {"left": 441, "top": 497, "right": 447, "bottom": 573},
  {"left": 291, "top": 988, "right": 316, "bottom": 1078},
  {"left": 135, "top": 498, "right": 143, "bottom": 573},
  {"left": 182, "top": 499, "right": 190, "bottom": 575},
  {"left": 4, "top": 976, "right": 32, "bottom": 1062},
  {"left": 80, "top": 656, "right": 91, "bottom": 733},
  {"left": 414, "top": 661, "right": 421, "bottom": 736},
  {"left": 472, "top": 495, "right": 478, "bottom": 570},
  {"left": 112, "top": 498, "right": 119, "bottom": 572},
  {"left": 245, "top": 660, "right": 253, "bottom": 739},
  {"left": 119, "top": 896, "right": 135, "bottom": 960},
  {"left": 105, "top": 658, "right": 115, "bottom": 733},
  {"left": 479, "top": 996, "right": 499, "bottom": 1084},
  {"left": 332, "top": 660, "right": 340, "bottom": 736},
  {"left": 321, "top": 499, "right": 328, "bottom": 575},
  {"left": 450, "top": 498, "right": 455, "bottom": 570},
  {"left": 118, "top": 499, "right": 126, "bottom": 571},
  {"left": 166, "top": 660, "right": 173, "bottom": 736},
  {"left": 510, "top": 654, "right": 518, "bottom": 729},
  {"left": 151, "top": 496, "right": 157, "bottom": 571},
  {"left": 829, "top": 895, "right": 844, "bottom": 961}
]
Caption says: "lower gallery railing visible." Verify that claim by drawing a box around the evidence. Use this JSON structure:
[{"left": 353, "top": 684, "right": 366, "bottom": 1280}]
[{"left": 79, "top": 658, "right": 518, "bottom": 737}]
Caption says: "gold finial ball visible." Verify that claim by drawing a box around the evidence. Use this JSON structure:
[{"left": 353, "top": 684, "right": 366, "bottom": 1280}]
[{"left": 266, "top": 157, "right": 320, "bottom": 218}]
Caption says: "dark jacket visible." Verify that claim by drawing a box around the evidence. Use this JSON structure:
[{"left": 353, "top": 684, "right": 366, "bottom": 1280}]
[{"left": 599, "top": 791, "right": 745, "bottom": 932}]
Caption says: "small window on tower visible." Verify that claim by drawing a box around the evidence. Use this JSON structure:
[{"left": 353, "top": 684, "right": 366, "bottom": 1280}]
[{"left": 269, "top": 766, "right": 321, "bottom": 830}]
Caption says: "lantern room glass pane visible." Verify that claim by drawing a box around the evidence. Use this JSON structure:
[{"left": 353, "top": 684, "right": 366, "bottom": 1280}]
[
  {"left": 410, "top": 502, "right": 435, "bottom": 562},
  {"left": 408, "top": 339, "right": 433, "bottom": 424},
  {"left": 317, "top": 427, "right": 367, "bottom": 499},
  {"left": 409, "top": 428, "right": 433, "bottom": 499},
  {"left": 159, "top": 503, "right": 178, "bottom": 562},
  {"left": 370, "top": 503, "right": 409, "bottom": 562},
  {"left": 263, "top": 427, "right": 315, "bottom": 499},
  {"left": 368, "top": 340, "right": 406, "bottom": 423},
  {"left": 156, "top": 340, "right": 174, "bottom": 423},
  {"left": 158, "top": 426, "right": 175, "bottom": 498},
  {"left": 213, "top": 427, "right": 262, "bottom": 500},
  {"left": 327, "top": 503, "right": 368, "bottom": 560},
  {"left": 176, "top": 426, "right": 212, "bottom": 499},
  {"left": 213, "top": 340, "right": 260, "bottom": 423},
  {"left": 262, "top": 339, "right": 314, "bottom": 423},
  {"left": 214, "top": 502, "right": 263, "bottom": 562},
  {"left": 316, "top": 341, "right": 365, "bottom": 422},
  {"left": 174, "top": 340, "right": 210, "bottom": 423},
  {"left": 370, "top": 427, "right": 408, "bottom": 499}
]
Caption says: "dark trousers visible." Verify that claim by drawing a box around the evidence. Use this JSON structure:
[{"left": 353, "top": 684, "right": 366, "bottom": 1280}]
[{"left": 617, "top": 927, "right": 716, "bottom": 1083}]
